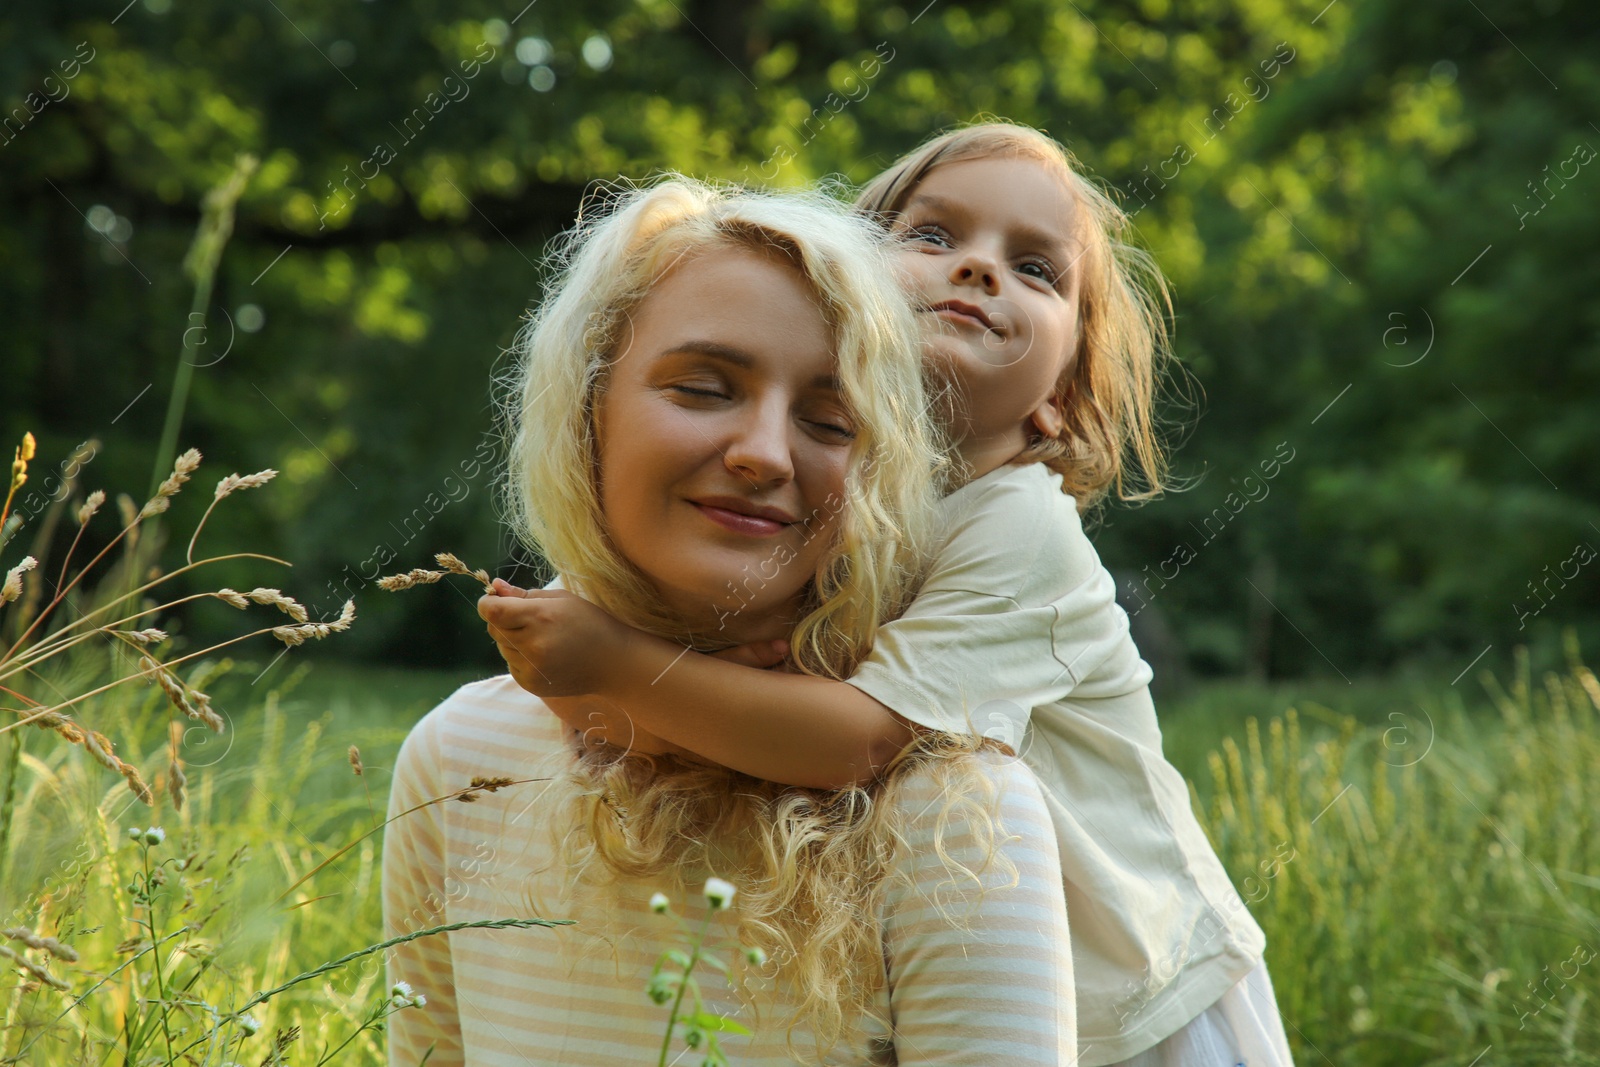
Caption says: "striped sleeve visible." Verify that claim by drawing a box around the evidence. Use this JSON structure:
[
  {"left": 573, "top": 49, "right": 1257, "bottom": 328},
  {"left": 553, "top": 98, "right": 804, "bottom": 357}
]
[
  {"left": 881, "top": 753, "right": 1076, "bottom": 1065},
  {"left": 383, "top": 707, "right": 464, "bottom": 1067}
]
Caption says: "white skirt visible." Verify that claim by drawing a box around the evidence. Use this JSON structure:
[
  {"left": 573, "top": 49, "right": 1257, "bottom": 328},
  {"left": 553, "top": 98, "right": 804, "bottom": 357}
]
[{"left": 1104, "top": 957, "right": 1295, "bottom": 1067}]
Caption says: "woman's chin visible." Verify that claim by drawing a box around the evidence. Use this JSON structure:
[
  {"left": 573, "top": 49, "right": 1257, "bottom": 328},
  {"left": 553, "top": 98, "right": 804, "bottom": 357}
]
[{"left": 646, "top": 559, "right": 803, "bottom": 631}]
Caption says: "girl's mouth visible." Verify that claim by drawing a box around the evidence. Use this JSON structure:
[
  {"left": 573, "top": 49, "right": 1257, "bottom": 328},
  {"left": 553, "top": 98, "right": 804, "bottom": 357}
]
[{"left": 925, "top": 300, "right": 999, "bottom": 334}]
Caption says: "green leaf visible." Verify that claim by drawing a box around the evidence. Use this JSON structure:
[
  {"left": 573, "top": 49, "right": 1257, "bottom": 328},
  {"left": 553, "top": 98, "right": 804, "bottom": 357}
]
[{"left": 687, "top": 1011, "right": 751, "bottom": 1036}]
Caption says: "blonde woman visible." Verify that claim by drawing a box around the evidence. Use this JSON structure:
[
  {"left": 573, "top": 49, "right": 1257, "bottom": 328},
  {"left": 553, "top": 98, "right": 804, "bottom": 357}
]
[{"left": 382, "top": 178, "right": 1075, "bottom": 1065}]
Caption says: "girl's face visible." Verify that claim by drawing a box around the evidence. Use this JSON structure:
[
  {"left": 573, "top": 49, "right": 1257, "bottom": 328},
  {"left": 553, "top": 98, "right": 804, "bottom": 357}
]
[
  {"left": 594, "top": 246, "right": 856, "bottom": 637},
  {"left": 890, "top": 156, "right": 1084, "bottom": 466}
]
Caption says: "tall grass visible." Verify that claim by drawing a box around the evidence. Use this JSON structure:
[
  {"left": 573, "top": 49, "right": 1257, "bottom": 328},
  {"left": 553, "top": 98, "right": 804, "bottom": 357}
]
[
  {"left": 1197, "top": 632, "right": 1600, "bottom": 1065},
  {"left": 3, "top": 635, "right": 1596, "bottom": 1063}
]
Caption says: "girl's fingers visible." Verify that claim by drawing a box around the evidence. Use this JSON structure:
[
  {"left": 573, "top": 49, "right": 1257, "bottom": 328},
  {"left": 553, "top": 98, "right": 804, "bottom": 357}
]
[{"left": 707, "top": 639, "right": 789, "bottom": 669}]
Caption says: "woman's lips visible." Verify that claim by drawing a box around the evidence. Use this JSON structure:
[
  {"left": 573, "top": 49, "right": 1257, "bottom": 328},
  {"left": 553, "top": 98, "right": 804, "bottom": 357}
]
[{"left": 690, "top": 501, "right": 789, "bottom": 537}]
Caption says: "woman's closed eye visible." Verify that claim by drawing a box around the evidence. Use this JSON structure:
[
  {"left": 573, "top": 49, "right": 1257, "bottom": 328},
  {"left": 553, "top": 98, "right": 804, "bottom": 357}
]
[
  {"left": 807, "top": 417, "right": 856, "bottom": 441},
  {"left": 672, "top": 383, "right": 854, "bottom": 440},
  {"left": 669, "top": 383, "right": 729, "bottom": 400}
]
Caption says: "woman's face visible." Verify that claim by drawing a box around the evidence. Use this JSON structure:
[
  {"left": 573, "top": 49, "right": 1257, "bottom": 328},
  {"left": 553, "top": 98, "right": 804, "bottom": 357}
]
[{"left": 594, "top": 246, "right": 857, "bottom": 637}]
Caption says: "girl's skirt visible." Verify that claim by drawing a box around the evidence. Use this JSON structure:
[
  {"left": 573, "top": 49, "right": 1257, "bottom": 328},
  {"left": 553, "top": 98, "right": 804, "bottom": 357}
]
[{"left": 1105, "top": 957, "right": 1295, "bottom": 1067}]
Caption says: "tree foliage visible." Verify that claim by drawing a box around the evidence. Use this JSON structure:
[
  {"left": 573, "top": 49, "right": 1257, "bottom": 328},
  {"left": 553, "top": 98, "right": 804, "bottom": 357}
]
[{"left": 3, "top": 0, "right": 1595, "bottom": 677}]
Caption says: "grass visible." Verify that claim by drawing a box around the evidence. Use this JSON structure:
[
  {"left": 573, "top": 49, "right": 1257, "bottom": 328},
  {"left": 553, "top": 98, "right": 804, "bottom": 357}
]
[{"left": 2, "top": 635, "right": 1597, "bottom": 1064}]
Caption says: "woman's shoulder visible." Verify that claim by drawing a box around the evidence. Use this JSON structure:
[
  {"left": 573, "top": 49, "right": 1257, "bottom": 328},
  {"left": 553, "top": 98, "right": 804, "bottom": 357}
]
[
  {"left": 888, "top": 748, "right": 1052, "bottom": 835},
  {"left": 396, "top": 673, "right": 570, "bottom": 787}
]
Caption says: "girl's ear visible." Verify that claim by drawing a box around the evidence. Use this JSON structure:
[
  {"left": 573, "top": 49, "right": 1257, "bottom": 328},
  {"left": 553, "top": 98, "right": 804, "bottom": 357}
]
[{"left": 1029, "top": 392, "right": 1068, "bottom": 439}]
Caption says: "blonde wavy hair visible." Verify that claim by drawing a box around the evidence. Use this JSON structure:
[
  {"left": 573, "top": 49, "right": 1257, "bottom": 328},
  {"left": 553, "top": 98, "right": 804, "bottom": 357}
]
[
  {"left": 496, "top": 177, "right": 1015, "bottom": 1057},
  {"left": 856, "top": 121, "right": 1192, "bottom": 514}
]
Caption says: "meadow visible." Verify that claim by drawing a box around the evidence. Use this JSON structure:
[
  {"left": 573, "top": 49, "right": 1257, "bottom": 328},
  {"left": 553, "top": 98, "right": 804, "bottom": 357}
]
[{"left": 3, "top": 635, "right": 1596, "bottom": 1066}]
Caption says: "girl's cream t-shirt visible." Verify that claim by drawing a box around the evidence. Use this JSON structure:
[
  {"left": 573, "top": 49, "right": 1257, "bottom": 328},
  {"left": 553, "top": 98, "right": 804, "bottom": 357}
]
[
  {"left": 383, "top": 673, "right": 1078, "bottom": 1065},
  {"left": 847, "top": 461, "right": 1268, "bottom": 1066}
]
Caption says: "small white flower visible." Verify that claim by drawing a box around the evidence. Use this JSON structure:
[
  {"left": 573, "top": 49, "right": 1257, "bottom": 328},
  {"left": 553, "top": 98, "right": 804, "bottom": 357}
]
[
  {"left": 649, "top": 892, "right": 670, "bottom": 914},
  {"left": 127, "top": 826, "right": 143, "bottom": 841},
  {"left": 702, "top": 876, "right": 735, "bottom": 910},
  {"left": 744, "top": 946, "right": 767, "bottom": 966},
  {"left": 412, "top": 993, "right": 427, "bottom": 1008},
  {"left": 390, "top": 981, "right": 414, "bottom": 1000},
  {"left": 236, "top": 1014, "right": 260, "bottom": 1036},
  {"left": 142, "top": 827, "right": 166, "bottom": 846}
]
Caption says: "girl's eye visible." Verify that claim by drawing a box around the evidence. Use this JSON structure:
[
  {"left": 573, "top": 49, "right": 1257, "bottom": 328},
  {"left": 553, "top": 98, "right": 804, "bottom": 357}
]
[
  {"left": 902, "top": 223, "right": 952, "bottom": 249},
  {"left": 1017, "top": 259, "right": 1060, "bottom": 285}
]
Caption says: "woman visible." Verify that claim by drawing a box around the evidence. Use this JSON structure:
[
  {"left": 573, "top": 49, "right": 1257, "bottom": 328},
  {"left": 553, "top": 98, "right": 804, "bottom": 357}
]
[{"left": 382, "top": 178, "right": 1074, "bottom": 1065}]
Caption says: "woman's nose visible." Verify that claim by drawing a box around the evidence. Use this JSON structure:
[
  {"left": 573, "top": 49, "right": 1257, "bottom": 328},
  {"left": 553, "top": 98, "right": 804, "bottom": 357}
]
[{"left": 722, "top": 402, "right": 795, "bottom": 485}]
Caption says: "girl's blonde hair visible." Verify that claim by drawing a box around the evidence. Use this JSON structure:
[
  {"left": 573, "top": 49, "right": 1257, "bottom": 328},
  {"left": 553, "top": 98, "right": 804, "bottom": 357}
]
[
  {"left": 856, "top": 121, "right": 1187, "bottom": 514},
  {"left": 497, "top": 176, "right": 1013, "bottom": 1056},
  {"left": 499, "top": 176, "right": 951, "bottom": 675}
]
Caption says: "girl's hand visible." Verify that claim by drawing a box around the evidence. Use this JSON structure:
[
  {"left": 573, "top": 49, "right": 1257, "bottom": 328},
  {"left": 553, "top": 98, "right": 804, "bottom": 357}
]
[
  {"left": 478, "top": 579, "right": 637, "bottom": 699},
  {"left": 478, "top": 579, "right": 791, "bottom": 701}
]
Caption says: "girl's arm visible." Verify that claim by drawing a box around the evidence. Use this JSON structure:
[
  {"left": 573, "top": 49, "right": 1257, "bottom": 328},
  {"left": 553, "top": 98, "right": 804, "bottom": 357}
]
[
  {"left": 881, "top": 753, "right": 1077, "bottom": 1064},
  {"left": 589, "top": 627, "right": 914, "bottom": 788},
  {"left": 480, "top": 582, "right": 913, "bottom": 789},
  {"left": 382, "top": 714, "right": 465, "bottom": 1066}
]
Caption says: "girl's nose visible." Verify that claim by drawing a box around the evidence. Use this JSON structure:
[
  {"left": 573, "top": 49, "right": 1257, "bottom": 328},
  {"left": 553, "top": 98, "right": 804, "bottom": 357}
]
[{"left": 948, "top": 249, "right": 1002, "bottom": 294}]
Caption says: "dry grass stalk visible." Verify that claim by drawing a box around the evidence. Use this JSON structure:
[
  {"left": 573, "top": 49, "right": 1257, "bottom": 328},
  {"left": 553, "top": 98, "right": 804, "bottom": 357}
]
[
  {"left": 457, "top": 775, "right": 515, "bottom": 803},
  {"left": 348, "top": 745, "right": 363, "bottom": 776},
  {"left": 138, "top": 655, "right": 225, "bottom": 733},
  {"left": 271, "top": 599, "right": 355, "bottom": 647},
  {"left": 77, "top": 489, "right": 105, "bottom": 526},
  {"left": 3, "top": 926, "right": 80, "bottom": 963},
  {"left": 1, "top": 441, "right": 350, "bottom": 806},
  {"left": 378, "top": 551, "right": 492, "bottom": 593},
  {"left": 187, "top": 468, "right": 277, "bottom": 564},
  {"left": 0, "top": 943, "right": 70, "bottom": 990},
  {"left": 168, "top": 720, "right": 187, "bottom": 812},
  {"left": 210, "top": 587, "right": 307, "bottom": 622},
  {"left": 375, "top": 568, "right": 444, "bottom": 592},
  {"left": 2, "top": 555, "right": 35, "bottom": 604},
  {"left": 139, "top": 448, "right": 202, "bottom": 519}
]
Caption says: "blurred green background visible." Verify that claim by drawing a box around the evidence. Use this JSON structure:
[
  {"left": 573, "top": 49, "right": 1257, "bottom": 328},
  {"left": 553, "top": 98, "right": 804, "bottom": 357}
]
[{"left": 2, "top": 0, "right": 1596, "bottom": 686}]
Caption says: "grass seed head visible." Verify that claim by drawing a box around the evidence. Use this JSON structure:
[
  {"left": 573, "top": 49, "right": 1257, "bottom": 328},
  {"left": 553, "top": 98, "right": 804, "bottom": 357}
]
[
  {"left": 2, "top": 555, "right": 37, "bottom": 604},
  {"left": 2, "top": 927, "right": 79, "bottom": 963},
  {"left": 271, "top": 599, "right": 355, "bottom": 647},
  {"left": 376, "top": 568, "right": 444, "bottom": 591},
  {"left": 141, "top": 448, "right": 203, "bottom": 518},
  {"left": 243, "top": 587, "right": 308, "bottom": 622},
  {"left": 0, "top": 944, "right": 69, "bottom": 990},
  {"left": 435, "top": 552, "right": 491, "bottom": 588},
  {"left": 169, "top": 757, "right": 187, "bottom": 812},
  {"left": 77, "top": 489, "right": 105, "bottom": 526},
  {"left": 213, "top": 468, "right": 278, "bottom": 500},
  {"left": 124, "top": 766, "right": 155, "bottom": 806}
]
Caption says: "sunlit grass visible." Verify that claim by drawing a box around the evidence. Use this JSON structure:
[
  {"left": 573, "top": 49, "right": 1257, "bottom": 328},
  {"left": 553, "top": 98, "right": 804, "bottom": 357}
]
[{"left": 4, "top": 638, "right": 1595, "bottom": 1064}]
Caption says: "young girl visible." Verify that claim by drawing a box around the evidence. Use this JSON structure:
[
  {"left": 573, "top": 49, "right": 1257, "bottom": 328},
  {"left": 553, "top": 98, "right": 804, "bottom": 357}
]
[{"left": 481, "top": 124, "right": 1293, "bottom": 1065}]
